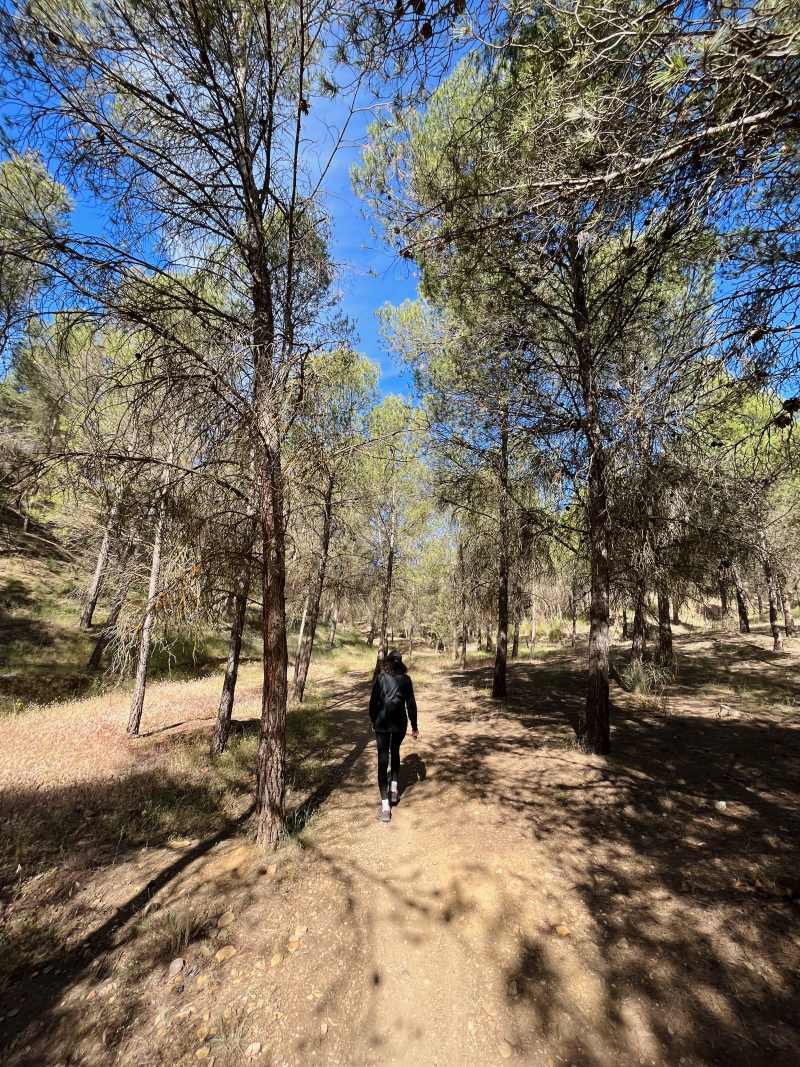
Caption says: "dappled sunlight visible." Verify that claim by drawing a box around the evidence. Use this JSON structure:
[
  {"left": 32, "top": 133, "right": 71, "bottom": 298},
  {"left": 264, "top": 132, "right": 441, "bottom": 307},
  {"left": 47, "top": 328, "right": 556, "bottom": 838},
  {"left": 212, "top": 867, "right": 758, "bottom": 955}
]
[
  {"left": 0, "top": 645, "right": 384, "bottom": 1063},
  {"left": 2, "top": 0, "right": 799, "bottom": 1060},
  {"left": 272, "top": 636, "right": 800, "bottom": 1064},
  {"left": 2, "top": 636, "right": 799, "bottom": 1064}
]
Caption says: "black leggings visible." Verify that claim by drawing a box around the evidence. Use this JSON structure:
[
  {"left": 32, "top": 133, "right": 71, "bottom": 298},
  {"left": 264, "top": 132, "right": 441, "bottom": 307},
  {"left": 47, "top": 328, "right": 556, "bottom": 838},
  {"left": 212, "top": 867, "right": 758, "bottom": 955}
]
[{"left": 375, "top": 730, "right": 405, "bottom": 800}]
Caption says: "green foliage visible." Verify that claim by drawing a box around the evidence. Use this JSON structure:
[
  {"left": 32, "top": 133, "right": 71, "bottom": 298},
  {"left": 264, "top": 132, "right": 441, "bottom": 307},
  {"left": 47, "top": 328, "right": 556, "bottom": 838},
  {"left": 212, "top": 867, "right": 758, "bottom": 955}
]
[{"left": 0, "top": 153, "right": 70, "bottom": 351}]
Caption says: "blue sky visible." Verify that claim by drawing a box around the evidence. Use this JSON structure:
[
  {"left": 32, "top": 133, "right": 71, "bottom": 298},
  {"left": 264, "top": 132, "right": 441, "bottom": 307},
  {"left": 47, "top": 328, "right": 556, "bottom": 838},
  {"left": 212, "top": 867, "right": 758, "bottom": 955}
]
[
  {"left": 61, "top": 93, "right": 420, "bottom": 398},
  {"left": 311, "top": 97, "right": 419, "bottom": 397}
]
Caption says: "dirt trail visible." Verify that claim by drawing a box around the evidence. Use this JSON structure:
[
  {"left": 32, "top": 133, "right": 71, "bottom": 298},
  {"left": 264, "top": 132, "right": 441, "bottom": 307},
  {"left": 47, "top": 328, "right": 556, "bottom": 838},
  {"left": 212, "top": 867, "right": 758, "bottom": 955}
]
[
  {"left": 309, "top": 664, "right": 538, "bottom": 1066},
  {"left": 281, "top": 646, "right": 800, "bottom": 1067},
  {"left": 3, "top": 635, "right": 799, "bottom": 1067}
]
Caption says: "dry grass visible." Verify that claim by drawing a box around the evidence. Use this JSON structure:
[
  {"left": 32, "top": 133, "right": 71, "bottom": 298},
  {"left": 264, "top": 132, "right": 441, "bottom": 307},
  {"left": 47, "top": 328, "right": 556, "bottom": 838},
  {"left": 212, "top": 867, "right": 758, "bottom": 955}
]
[
  {"left": 2, "top": 608, "right": 799, "bottom": 1066},
  {"left": 0, "top": 627, "right": 374, "bottom": 977},
  {"left": 0, "top": 619, "right": 381, "bottom": 1066},
  {"left": 0, "top": 555, "right": 264, "bottom": 714}
]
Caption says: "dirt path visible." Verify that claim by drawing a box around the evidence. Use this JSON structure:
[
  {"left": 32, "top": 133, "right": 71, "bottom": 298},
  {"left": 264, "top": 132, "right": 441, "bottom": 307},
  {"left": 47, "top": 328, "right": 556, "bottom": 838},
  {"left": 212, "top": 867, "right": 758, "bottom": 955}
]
[
  {"left": 305, "top": 663, "right": 537, "bottom": 1066},
  {"left": 3, "top": 635, "right": 800, "bottom": 1067},
  {"left": 287, "top": 664, "right": 628, "bottom": 1066},
  {"left": 277, "top": 646, "right": 800, "bottom": 1067}
]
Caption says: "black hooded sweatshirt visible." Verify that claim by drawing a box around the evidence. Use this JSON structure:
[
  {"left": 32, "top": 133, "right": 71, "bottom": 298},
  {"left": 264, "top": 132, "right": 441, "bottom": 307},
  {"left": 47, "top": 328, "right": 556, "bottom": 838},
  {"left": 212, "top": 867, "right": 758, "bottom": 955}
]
[{"left": 369, "top": 666, "right": 418, "bottom": 733}]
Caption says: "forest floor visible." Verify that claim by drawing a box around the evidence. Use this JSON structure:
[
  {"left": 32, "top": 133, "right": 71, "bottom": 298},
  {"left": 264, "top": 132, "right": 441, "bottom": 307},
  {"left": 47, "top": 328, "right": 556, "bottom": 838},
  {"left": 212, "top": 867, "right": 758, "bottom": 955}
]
[{"left": 1, "top": 626, "right": 800, "bottom": 1066}]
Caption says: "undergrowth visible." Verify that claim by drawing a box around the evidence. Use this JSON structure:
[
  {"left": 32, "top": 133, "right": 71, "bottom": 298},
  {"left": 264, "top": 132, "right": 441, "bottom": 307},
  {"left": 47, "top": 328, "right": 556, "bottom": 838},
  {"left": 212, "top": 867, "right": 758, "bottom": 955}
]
[{"left": 620, "top": 658, "right": 675, "bottom": 695}]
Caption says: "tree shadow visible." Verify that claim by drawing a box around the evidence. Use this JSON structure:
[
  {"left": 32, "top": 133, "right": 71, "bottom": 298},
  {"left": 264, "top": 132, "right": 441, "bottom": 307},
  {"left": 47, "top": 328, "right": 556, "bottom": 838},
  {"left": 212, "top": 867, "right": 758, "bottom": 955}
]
[
  {"left": 0, "top": 773, "right": 257, "bottom": 1063},
  {"left": 0, "top": 578, "right": 55, "bottom": 667},
  {"left": 286, "top": 672, "right": 394, "bottom": 832},
  {"left": 6, "top": 636, "right": 798, "bottom": 1064},
  {"left": 437, "top": 635, "right": 800, "bottom": 1063},
  {"left": 0, "top": 670, "right": 378, "bottom": 1063}
]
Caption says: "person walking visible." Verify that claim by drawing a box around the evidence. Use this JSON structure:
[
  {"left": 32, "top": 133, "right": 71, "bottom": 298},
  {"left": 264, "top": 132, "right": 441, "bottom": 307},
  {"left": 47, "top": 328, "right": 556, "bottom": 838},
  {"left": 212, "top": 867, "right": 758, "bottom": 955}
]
[{"left": 369, "top": 648, "right": 419, "bottom": 823}]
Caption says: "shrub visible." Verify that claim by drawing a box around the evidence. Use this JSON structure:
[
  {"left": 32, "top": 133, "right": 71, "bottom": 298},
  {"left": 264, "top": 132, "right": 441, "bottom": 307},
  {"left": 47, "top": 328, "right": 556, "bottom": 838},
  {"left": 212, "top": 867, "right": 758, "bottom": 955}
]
[{"left": 621, "top": 659, "right": 674, "bottom": 695}]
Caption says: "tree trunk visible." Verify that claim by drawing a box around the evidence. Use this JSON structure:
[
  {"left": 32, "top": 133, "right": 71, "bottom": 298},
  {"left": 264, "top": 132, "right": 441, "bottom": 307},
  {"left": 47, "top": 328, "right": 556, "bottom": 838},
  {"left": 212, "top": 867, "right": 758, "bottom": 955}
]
[
  {"left": 380, "top": 532, "right": 394, "bottom": 649},
  {"left": 529, "top": 585, "right": 536, "bottom": 657},
  {"left": 756, "top": 589, "right": 764, "bottom": 618},
  {"left": 492, "top": 411, "right": 510, "bottom": 699},
  {"left": 573, "top": 237, "right": 610, "bottom": 754},
  {"left": 476, "top": 626, "right": 482, "bottom": 651},
  {"left": 632, "top": 579, "right": 647, "bottom": 662},
  {"left": 671, "top": 599, "right": 680, "bottom": 626},
  {"left": 511, "top": 617, "right": 519, "bottom": 659},
  {"left": 762, "top": 549, "right": 784, "bottom": 653},
  {"left": 621, "top": 607, "right": 628, "bottom": 640},
  {"left": 730, "top": 566, "right": 750, "bottom": 633},
  {"left": 459, "top": 541, "right": 468, "bottom": 670},
  {"left": 367, "top": 617, "right": 376, "bottom": 646},
  {"left": 245, "top": 152, "right": 293, "bottom": 849},
  {"left": 126, "top": 486, "right": 168, "bottom": 736},
  {"left": 492, "top": 565, "right": 508, "bottom": 700},
  {"left": 80, "top": 497, "right": 121, "bottom": 629},
  {"left": 327, "top": 601, "right": 338, "bottom": 648},
  {"left": 255, "top": 443, "right": 290, "bottom": 850},
  {"left": 656, "top": 588, "right": 673, "bottom": 666},
  {"left": 779, "top": 579, "right": 796, "bottom": 638},
  {"left": 570, "top": 576, "right": 578, "bottom": 647},
  {"left": 293, "top": 479, "right": 334, "bottom": 703},
  {"left": 210, "top": 500, "right": 259, "bottom": 755},
  {"left": 766, "top": 581, "right": 783, "bottom": 651},
  {"left": 210, "top": 567, "right": 251, "bottom": 756},
  {"left": 86, "top": 584, "right": 127, "bottom": 671},
  {"left": 295, "top": 594, "right": 309, "bottom": 660},
  {"left": 580, "top": 445, "right": 611, "bottom": 753},
  {"left": 373, "top": 511, "right": 395, "bottom": 680}
]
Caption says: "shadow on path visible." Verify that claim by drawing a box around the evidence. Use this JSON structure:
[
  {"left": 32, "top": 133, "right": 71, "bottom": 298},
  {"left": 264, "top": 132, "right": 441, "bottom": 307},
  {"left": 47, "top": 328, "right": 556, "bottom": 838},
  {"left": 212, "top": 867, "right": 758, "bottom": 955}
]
[
  {"left": 4, "top": 639, "right": 799, "bottom": 1065},
  {"left": 432, "top": 639, "right": 800, "bottom": 1064}
]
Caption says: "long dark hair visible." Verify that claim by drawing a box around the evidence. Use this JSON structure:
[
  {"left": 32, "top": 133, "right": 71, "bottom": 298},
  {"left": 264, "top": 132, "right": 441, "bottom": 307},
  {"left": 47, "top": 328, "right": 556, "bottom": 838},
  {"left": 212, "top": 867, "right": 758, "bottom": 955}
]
[{"left": 383, "top": 649, "right": 407, "bottom": 675}]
